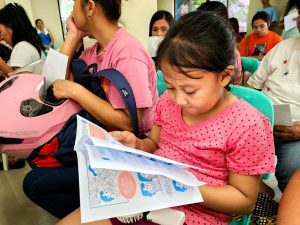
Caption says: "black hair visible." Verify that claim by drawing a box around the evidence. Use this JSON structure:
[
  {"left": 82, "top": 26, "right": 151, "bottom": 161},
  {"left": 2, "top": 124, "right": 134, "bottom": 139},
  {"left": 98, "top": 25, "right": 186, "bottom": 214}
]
[
  {"left": 0, "top": 43, "right": 12, "bottom": 62},
  {"left": 82, "top": 0, "right": 121, "bottom": 22},
  {"left": 0, "top": 3, "right": 44, "bottom": 56},
  {"left": 35, "top": 18, "right": 43, "bottom": 26},
  {"left": 251, "top": 11, "right": 270, "bottom": 27},
  {"left": 149, "top": 10, "right": 174, "bottom": 36},
  {"left": 229, "top": 17, "right": 240, "bottom": 34},
  {"left": 285, "top": 0, "right": 300, "bottom": 16},
  {"left": 156, "top": 10, "right": 235, "bottom": 80},
  {"left": 197, "top": 1, "right": 229, "bottom": 21}
]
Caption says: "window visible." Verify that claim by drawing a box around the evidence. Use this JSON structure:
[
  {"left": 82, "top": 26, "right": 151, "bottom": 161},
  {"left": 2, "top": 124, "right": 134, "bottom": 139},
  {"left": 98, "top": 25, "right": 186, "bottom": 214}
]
[
  {"left": 174, "top": 0, "right": 249, "bottom": 32},
  {"left": 57, "top": 0, "right": 74, "bottom": 38}
]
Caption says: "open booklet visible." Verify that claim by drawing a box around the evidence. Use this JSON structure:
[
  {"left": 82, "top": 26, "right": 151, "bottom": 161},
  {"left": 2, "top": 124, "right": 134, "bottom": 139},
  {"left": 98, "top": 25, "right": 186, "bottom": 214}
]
[{"left": 75, "top": 115, "right": 205, "bottom": 223}]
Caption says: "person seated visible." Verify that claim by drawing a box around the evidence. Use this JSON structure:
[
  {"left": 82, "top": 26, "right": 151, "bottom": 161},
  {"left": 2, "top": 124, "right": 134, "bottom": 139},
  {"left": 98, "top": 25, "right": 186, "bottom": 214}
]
[
  {"left": 148, "top": 10, "right": 174, "bottom": 96},
  {"left": 0, "top": 41, "right": 12, "bottom": 82},
  {"left": 246, "top": 10, "right": 300, "bottom": 193},
  {"left": 280, "top": 0, "right": 300, "bottom": 40},
  {"left": 229, "top": 17, "right": 243, "bottom": 44},
  {"left": 56, "top": 10, "right": 275, "bottom": 225},
  {"left": 0, "top": 4, "right": 45, "bottom": 78},
  {"left": 198, "top": 1, "right": 242, "bottom": 85},
  {"left": 255, "top": 0, "right": 279, "bottom": 31},
  {"left": 239, "top": 11, "right": 282, "bottom": 61},
  {"left": 277, "top": 168, "right": 300, "bottom": 225}
]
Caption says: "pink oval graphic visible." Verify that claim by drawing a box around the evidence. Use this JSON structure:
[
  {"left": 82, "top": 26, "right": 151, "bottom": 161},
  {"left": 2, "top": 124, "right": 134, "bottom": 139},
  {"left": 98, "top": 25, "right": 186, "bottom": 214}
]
[{"left": 118, "top": 172, "right": 136, "bottom": 199}]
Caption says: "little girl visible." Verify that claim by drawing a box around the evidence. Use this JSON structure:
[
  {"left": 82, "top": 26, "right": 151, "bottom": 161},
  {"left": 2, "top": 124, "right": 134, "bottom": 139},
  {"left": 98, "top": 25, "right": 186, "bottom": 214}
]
[{"left": 56, "top": 11, "right": 275, "bottom": 225}]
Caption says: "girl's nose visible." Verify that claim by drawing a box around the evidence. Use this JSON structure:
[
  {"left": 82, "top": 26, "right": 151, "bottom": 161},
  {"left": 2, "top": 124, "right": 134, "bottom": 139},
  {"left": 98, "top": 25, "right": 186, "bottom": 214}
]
[{"left": 174, "top": 92, "right": 188, "bottom": 106}]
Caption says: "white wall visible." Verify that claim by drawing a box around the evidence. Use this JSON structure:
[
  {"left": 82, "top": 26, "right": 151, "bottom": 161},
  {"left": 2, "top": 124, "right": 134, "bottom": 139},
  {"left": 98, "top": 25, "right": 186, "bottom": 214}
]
[
  {"left": 121, "top": 0, "right": 157, "bottom": 47},
  {"left": 157, "top": 0, "right": 174, "bottom": 16},
  {"left": 30, "top": 0, "right": 64, "bottom": 49}
]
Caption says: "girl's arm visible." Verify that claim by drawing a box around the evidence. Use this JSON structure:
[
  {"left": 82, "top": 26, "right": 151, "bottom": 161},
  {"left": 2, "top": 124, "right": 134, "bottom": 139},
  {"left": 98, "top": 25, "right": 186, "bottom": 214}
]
[
  {"left": 48, "top": 29, "right": 55, "bottom": 49},
  {"left": 0, "top": 57, "right": 13, "bottom": 77},
  {"left": 199, "top": 172, "right": 259, "bottom": 215},
  {"left": 52, "top": 79, "right": 144, "bottom": 131},
  {"left": 60, "top": 14, "right": 86, "bottom": 79}
]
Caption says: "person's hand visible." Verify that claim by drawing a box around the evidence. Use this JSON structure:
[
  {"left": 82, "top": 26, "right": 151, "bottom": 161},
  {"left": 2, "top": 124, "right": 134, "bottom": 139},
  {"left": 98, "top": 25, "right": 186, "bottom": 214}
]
[
  {"left": 274, "top": 121, "right": 300, "bottom": 141},
  {"left": 110, "top": 131, "right": 138, "bottom": 149},
  {"left": 66, "top": 12, "right": 86, "bottom": 40},
  {"left": 52, "top": 79, "right": 80, "bottom": 100}
]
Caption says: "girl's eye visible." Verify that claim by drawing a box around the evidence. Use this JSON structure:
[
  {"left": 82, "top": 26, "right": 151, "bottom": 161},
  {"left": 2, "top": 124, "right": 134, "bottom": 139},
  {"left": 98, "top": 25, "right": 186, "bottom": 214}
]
[{"left": 185, "top": 90, "right": 196, "bottom": 95}]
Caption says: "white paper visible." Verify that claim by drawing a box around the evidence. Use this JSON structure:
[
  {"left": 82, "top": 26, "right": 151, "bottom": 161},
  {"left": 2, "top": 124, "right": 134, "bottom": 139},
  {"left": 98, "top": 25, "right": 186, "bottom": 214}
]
[
  {"left": 41, "top": 48, "right": 68, "bottom": 87},
  {"left": 284, "top": 12, "right": 298, "bottom": 31},
  {"left": 75, "top": 115, "right": 204, "bottom": 223},
  {"left": 273, "top": 104, "right": 293, "bottom": 126}
]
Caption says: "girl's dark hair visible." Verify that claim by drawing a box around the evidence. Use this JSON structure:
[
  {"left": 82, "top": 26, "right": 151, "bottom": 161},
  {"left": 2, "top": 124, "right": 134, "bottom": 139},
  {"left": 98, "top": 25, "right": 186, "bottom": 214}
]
[
  {"left": 35, "top": 18, "right": 43, "bottom": 26},
  {"left": 0, "top": 3, "right": 44, "bottom": 56},
  {"left": 156, "top": 10, "right": 235, "bottom": 76},
  {"left": 197, "top": 1, "right": 229, "bottom": 20},
  {"left": 285, "top": 0, "right": 300, "bottom": 16},
  {"left": 251, "top": 11, "right": 270, "bottom": 27},
  {"left": 83, "top": 0, "right": 121, "bottom": 22},
  {"left": 0, "top": 43, "right": 12, "bottom": 62},
  {"left": 149, "top": 10, "right": 174, "bottom": 36},
  {"left": 229, "top": 17, "right": 240, "bottom": 34}
]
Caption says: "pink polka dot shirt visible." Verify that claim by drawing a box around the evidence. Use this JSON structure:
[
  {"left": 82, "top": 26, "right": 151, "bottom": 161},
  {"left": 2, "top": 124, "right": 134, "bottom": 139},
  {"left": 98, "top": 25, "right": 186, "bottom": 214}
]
[{"left": 154, "top": 93, "right": 275, "bottom": 225}]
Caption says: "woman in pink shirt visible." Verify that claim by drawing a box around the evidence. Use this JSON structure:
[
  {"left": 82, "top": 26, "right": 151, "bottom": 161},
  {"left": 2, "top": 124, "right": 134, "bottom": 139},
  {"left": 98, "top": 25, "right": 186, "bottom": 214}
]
[
  {"left": 57, "top": 11, "right": 275, "bottom": 225},
  {"left": 23, "top": 0, "right": 158, "bottom": 220}
]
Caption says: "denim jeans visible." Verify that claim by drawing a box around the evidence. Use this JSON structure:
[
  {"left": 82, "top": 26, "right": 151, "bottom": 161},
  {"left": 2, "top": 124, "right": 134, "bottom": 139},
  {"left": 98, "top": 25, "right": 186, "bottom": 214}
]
[
  {"left": 275, "top": 138, "right": 300, "bottom": 192},
  {"left": 23, "top": 166, "right": 79, "bottom": 219}
]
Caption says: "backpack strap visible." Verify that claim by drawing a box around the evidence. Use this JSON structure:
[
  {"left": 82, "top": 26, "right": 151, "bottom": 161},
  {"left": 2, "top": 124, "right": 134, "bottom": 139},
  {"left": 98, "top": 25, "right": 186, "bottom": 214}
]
[
  {"left": 92, "top": 69, "right": 140, "bottom": 136},
  {"left": 71, "top": 59, "right": 140, "bottom": 136}
]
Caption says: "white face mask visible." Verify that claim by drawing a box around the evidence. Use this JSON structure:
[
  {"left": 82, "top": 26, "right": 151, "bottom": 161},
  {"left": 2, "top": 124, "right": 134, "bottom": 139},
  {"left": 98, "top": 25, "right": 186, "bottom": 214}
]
[{"left": 147, "top": 36, "right": 164, "bottom": 57}]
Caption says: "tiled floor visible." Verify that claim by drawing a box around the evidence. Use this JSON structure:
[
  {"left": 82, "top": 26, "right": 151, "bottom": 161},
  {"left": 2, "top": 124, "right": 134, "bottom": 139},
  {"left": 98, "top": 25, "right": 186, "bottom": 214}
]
[
  {"left": 0, "top": 163, "right": 282, "bottom": 225},
  {"left": 0, "top": 164, "right": 58, "bottom": 225}
]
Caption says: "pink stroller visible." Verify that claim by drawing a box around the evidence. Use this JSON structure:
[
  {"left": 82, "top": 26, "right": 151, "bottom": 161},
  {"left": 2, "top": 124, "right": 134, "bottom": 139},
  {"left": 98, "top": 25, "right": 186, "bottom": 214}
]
[{"left": 0, "top": 73, "right": 81, "bottom": 159}]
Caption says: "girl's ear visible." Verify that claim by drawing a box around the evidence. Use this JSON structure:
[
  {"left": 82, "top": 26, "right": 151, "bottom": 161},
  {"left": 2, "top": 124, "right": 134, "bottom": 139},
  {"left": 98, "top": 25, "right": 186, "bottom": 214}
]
[
  {"left": 86, "top": 0, "right": 96, "bottom": 18},
  {"left": 220, "top": 65, "right": 235, "bottom": 87}
]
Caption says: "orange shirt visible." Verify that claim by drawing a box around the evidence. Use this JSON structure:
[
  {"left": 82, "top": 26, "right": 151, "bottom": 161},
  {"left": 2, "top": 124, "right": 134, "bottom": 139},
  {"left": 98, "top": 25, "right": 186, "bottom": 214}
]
[{"left": 239, "top": 31, "right": 282, "bottom": 57}]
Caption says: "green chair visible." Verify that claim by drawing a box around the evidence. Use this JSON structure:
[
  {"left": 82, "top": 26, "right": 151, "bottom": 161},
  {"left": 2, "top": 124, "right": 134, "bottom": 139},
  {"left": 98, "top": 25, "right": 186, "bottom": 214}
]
[
  {"left": 156, "top": 70, "right": 167, "bottom": 96},
  {"left": 241, "top": 57, "right": 260, "bottom": 86},
  {"left": 229, "top": 85, "right": 274, "bottom": 225},
  {"left": 241, "top": 57, "right": 259, "bottom": 75}
]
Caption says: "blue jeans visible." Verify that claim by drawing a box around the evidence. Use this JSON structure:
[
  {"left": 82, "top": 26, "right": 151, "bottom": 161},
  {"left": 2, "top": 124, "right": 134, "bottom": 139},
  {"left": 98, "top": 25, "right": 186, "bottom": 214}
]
[
  {"left": 23, "top": 166, "right": 79, "bottom": 219},
  {"left": 275, "top": 138, "right": 300, "bottom": 192}
]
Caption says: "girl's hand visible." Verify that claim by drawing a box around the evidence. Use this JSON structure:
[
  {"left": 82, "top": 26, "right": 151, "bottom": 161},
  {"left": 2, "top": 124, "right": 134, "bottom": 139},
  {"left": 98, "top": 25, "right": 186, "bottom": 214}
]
[
  {"left": 52, "top": 79, "right": 80, "bottom": 100},
  {"left": 66, "top": 13, "right": 86, "bottom": 40},
  {"left": 274, "top": 121, "right": 300, "bottom": 141},
  {"left": 110, "top": 131, "right": 138, "bottom": 149}
]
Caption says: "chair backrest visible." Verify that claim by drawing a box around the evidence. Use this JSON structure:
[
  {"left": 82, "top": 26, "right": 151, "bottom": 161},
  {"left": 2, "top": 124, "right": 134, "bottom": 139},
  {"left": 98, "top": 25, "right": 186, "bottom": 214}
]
[
  {"left": 241, "top": 57, "right": 259, "bottom": 74},
  {"left": 230, "top": 85, "right": 274, "bottom": 127}
]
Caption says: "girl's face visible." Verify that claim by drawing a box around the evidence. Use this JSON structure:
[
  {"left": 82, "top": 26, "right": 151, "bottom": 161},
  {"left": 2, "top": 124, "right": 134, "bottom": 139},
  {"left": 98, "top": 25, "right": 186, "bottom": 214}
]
[
  {"left": 161, "top": 62, "right": 230, "bottom": 117},
  {"left": 36, "top": 20, "right": 44, "bottom": 30},
  {"left": 151, "top": 19, "right": 170, "bottom": 36},
  {"left": 252, "top": 19, "right": 269, "bottom": 36},
  {"left": 72, "top": 0, "right": 88, "bottom": 31},
  {"left": 0, "top": 24, "right": 13, "bottom": 46}
]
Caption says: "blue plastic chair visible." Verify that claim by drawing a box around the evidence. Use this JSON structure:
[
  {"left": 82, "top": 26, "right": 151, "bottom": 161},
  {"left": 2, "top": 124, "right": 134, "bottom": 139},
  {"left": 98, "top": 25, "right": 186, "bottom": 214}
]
[{"left": 229, "top": 85, "right": 274, "bottom": 225}]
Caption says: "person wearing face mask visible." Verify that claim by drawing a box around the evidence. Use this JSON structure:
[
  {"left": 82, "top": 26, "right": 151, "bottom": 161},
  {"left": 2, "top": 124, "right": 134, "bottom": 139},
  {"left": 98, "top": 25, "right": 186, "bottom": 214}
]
[
  {"left": 239, "top": 11, "right": 282, "bottom": 61},
  {"left": 148, "top": 10, "right": 174, "bottom": 96}
]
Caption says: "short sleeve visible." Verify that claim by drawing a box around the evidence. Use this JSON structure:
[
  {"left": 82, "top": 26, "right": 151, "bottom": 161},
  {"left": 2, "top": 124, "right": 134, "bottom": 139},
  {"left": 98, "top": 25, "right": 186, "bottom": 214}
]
[
  {"left": 107, "top": 58, "right": 154, "bottom": 109},
  {"left": 226, "top": 116, "right": 275, "bottom": 175},
  {"left": 9, "top": 42, "right": 38, "bottom": 68},
  {"left": 153, "top": 92, "right": 168, "bottom": 127}
]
